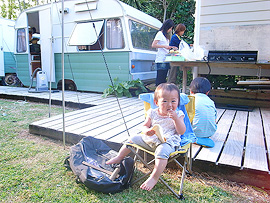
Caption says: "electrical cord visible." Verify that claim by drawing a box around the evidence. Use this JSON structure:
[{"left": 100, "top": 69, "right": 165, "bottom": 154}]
[
  {"left": 203, "top": 56, "right": 211, "bottom": 76},
  {"left": 85, "top": 0, "right": 131, "bottom": 137},
  {"left": 28, "top": 67, "right": 42, "bottom": 92}
]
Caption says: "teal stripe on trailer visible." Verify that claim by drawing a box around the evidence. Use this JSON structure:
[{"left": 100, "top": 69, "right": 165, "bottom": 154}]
[
  {"left": 15, "top": 54, "right": 30, "bottom": 86},
  {"left": 4, "top": 52, "right": 16, "bottom": 74},
  {"left": 54, "top": 52, "right": 130, "bottom": 92}
]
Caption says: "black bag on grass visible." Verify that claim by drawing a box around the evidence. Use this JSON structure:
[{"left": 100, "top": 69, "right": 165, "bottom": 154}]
[{"left": 65, "top": 136, "right": 134, "bottom": 194}]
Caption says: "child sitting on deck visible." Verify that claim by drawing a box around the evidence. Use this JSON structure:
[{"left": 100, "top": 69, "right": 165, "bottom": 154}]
[
  {"left": 189, "top": 77, "right": 217, "bottom": 147},
  {"left": 106, "top": 83, "right": 186, "bottom": 191}
]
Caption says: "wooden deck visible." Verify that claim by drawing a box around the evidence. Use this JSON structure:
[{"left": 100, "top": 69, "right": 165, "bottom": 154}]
[
  {"left": 1, "top": 86, "right": 270, "bottom": 187},
  {"left": 192, "top": 108, "right": 270, "bottom": 173}
]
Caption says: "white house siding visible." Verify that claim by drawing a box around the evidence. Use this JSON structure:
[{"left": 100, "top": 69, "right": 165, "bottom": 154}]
[{"left": 198, "top": 0, "right": 270, "bottom": 61}]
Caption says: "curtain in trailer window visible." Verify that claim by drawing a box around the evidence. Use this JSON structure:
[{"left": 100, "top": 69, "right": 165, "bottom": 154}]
[
  {"left": 69, "top": 21, "right": 104, "bottom": 50},
  {"left": 17, "top": 28, "right": 27, "bottom": 53},
  {"left": 106, "top": 19, "right": 124, "bottom": 49}
]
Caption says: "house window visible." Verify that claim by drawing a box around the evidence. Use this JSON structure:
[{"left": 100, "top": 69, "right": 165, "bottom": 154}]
[
  {"left": 69, "top": 20, "right": 104, "bottom": 51},
  {"left": 129, "top": 20, "right": 158, "bottom": 51},
  {"left": 17, "top": 28, "right": 27, "bottom": 53},
  {"left": 106, "top": 18, "right": 124, "bottom": 49}
]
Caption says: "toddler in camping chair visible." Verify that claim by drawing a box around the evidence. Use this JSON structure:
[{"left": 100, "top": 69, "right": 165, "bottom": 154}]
[{"left": 106, "top": 83, "right": 186, "bottom": 191}]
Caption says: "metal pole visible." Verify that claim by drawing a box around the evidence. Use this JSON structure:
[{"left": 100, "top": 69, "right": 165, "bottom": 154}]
[
  {"left": 49, "top": 1, "right": 53, "bottom": 118},
  {"left": 61, "top": 0, "right": 66, "bottom": 149}
]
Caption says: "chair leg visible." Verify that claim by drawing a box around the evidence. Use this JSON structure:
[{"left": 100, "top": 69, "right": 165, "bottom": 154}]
[
  {"left": 158, "top": 176, "right": 183, "bottom": 198},
  {"left": 178, "top": 161, "right": 186, "bottom": 199},
  {"left": 129, "top": 147, "right": 153, "bottom": 185},
  {"left": 188, "top": 144, "right": 193, "bottom": 174},
  {"left": 157, "top": 158, "right": 187, "bottom": 199},
  {"left": 128, "top": 146, "right": 188, "bottom": 199},
  {"left": 143, "top": 151, "right": 147, "bottom": 162}
]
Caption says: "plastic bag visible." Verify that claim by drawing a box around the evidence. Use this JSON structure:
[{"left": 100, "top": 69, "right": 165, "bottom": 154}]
[{"left": 179, "top": 40, "right": 205, "bottom": 61}]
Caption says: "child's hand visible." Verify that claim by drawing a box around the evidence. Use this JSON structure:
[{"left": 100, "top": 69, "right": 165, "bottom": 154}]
[
  {"left": 167, "top": 109, "right": 178, "bottom": 120},
  {"left": 145, "top": 129, "right": 155, "bottom": 136}
]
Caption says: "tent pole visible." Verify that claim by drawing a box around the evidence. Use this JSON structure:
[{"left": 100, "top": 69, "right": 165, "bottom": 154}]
[
  {"left": 61, "top": 0, "right": 66, "bottom": 149},
  {"left": 49, "top": 1, "right": 54, "bottom": 118}
]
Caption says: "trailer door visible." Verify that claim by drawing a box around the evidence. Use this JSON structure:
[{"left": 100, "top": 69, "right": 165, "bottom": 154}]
[
  {"left": 39, "top": 8, "right": 55, "bottom": 82},
  {"left": 0, "top": 24, "right": 4, "bottom": 77}
]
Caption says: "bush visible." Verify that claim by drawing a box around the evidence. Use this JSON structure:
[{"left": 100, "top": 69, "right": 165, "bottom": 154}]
[{"left": 103, "top": 78, "right": 148, "bottom": 98}]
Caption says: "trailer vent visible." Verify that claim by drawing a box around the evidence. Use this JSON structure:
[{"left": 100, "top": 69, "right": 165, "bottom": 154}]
[{"left": 75, "top": 0, "right": 98, "bottom": 12}]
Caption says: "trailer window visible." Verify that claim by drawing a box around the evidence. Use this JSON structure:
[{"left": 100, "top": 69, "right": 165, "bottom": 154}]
[
  {"left": 17, "top": 28, "right": 27, "bottom": 53},
  {"left": 69, "top": 21, "right": 104, "bottom": 51},
  {"left": 106, "top": 19, "right": 124, "bottom": 49},
  {"left": 129, "top": 20, "right": 158, "bottom": 51}
]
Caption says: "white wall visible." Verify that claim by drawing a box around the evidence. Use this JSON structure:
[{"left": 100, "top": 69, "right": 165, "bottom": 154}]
[
  {"left": 200, "top": 0, "right": 270, "bottom": 27},
  {"left": 198, "top": 0, "right": 270, "bottom": 61}
]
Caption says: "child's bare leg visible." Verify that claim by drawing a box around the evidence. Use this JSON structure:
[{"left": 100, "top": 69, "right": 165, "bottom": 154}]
[
  {"left": 140, "top": 158, "right": 167, "bottom": 191},
  {"left": 106, "top": 144, "right": 131, "bottom": 165}
]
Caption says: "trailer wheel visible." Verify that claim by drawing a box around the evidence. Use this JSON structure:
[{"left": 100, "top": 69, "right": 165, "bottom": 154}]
[
  {"left": 4, "top": 74, "right": 18, "bottom": 86},
  {"left": 57, "top": 79, "right": 77, "bottom": 91}
]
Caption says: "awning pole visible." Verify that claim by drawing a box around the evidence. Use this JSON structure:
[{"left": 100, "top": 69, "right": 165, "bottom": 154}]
[
  {"left": 49, "top": 0, "right": 54, "bottom": 118},
  {"left": 61, "top": 0, "right": 66, "bottom": 149}
]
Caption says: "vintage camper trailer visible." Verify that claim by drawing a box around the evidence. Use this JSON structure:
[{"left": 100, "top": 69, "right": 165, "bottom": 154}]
[
  {"left": 14, "top": 0, "right": 162, "bottom": 92},
  {"left": 0, "top": 17, "right": 17, "bottom": 85}
]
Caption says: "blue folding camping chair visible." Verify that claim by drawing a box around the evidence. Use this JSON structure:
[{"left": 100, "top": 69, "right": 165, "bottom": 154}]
[{"left": 126, "top": 93, "right": 196, "bottom": 199}]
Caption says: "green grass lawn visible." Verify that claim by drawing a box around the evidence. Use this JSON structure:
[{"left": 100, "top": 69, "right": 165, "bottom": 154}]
[{"left": 0, "top": 98, "right": 268, "bottom": 202}]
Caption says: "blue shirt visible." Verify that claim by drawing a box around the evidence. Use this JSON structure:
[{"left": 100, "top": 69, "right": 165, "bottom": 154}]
[
  {"left": 169, "top": 34, "right": 181, "bottom": 47},
  {"left": 192, "top": 93, "right": 217, "bottom": 138}
]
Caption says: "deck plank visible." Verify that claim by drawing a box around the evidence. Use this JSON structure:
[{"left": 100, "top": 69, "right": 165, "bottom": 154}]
[
  {"left": 261, "top": 108, "right": 270, "bottom": 155},
  {"left": 96, "top": 115, "right": 143, "bottom": 144},
  {"left": 64, "top": 106, "right": 144, "bottom": 134},
  {"left": 33, "top": 99, "right": 143, "bottom": 128},
  {"left": 191, "top": 144, "right": 202, "bottom": 158},
  {"left": 261, "top": 108, "right": 270, "bottom": 170},
  {"left": 95, "top": 115, "right": 145, "bottom": 142},
  {"left": 195, "top": 109, "right": 236, "bottom": 163},
  {"left": 218, "top": 111, "right": 247, "bottom": 167},
  {"left": 191, "top": 108, "right": 225, "bottom": 159},
  {"left": 106, "top": 117, "right": 145, "bottom": 144},
  {"left": 61, "top": 102, "right": 143, "bottom": 130},
  {"left": 243, "top": 108, "right": 268, "bottom": 172},
  {"left": 216, "top": 108, "right": 225, "bottom": 121},
  {"left": 81, "top": 109, "right": 144, "bottom": 138}
]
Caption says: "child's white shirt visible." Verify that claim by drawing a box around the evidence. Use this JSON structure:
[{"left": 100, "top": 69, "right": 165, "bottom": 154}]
[{"left": 142, "top": 108, "right": 184, "bottom": 148}]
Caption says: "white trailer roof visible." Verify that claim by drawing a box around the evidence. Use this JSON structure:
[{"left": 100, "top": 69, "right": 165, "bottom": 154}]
[{"left": 15, "top": 0, "right": 162, "bottom": 29}]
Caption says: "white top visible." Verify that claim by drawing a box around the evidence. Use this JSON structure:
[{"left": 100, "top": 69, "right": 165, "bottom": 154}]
[
  {"left": 154, "top": 31, "right": 170, "bottom": 63},
  {"left": 142, "top": 108, "right": 185, "bottom": 148}
]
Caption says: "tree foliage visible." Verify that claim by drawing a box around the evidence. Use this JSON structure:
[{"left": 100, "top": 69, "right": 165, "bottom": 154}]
[
  {"left": 0, "top": 0, "right": 49, "bottom": 20},
  {"left": 0, "top": 0, "right": 18, "bottom": 20},
  {"left": 121, "top": 0, "right": 195, "bottom": 44}
]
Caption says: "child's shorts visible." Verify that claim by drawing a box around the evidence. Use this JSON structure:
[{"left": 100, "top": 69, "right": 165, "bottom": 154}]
[{"left": 130, "top": 134, "right": 175, "bottom": 159}]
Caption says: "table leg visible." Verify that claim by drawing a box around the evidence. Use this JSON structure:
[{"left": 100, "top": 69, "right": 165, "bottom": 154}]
[
  {"left": 192, "top": 66, "right": 198, "bottom": 79},
  {"left": 182, "top": 67, "right": 187, "bottom": 93}
]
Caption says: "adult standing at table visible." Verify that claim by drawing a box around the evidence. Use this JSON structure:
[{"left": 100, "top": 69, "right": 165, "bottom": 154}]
[
  {"left": 152, "top": 19, "right": 177, "bottom": 86},
  {"left": 167, "top": 23, "right": 186, "bottom": 84}
]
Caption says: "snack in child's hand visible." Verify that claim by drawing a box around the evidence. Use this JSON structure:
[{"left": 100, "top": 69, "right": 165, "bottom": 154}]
[{"left": 152, "top": 124, "right": 166, "bottom": 143}]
